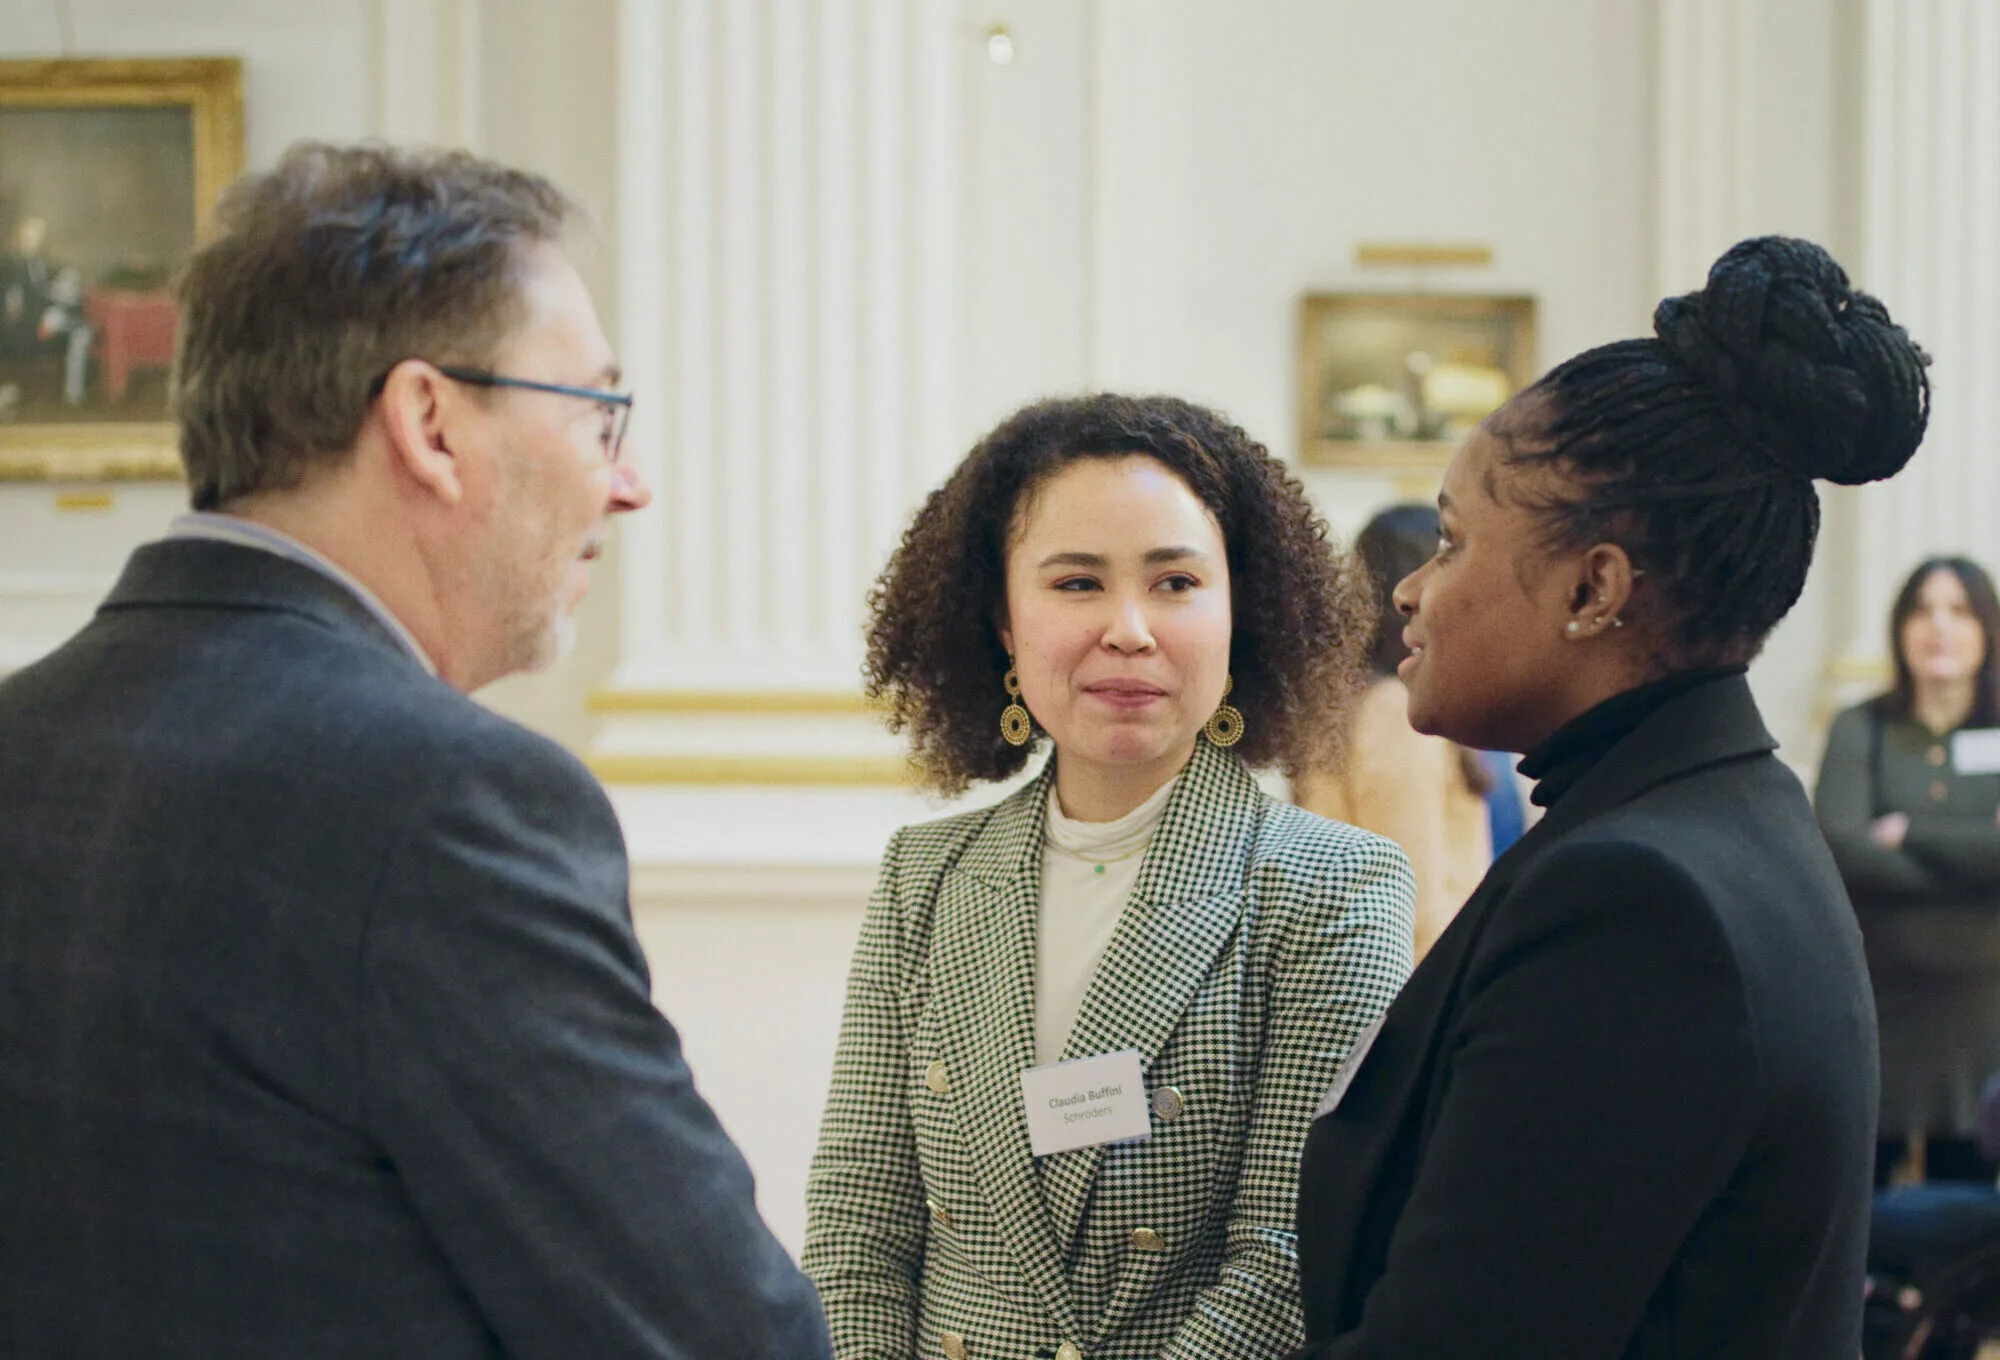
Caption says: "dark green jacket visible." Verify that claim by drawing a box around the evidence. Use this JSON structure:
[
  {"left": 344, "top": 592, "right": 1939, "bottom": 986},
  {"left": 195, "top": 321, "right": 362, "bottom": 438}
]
[{"left": 1815, "top": 699, "right": 2000, "bottom": 1136}]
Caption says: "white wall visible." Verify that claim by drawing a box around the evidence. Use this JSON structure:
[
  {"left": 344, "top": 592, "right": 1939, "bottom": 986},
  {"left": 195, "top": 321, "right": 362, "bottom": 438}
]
[
  {"left": 1088, "top": 1, "right": 1657, "bottom": 454},
  {"left": 632, "top": 879, "right": 872, "bottom": 1255}
]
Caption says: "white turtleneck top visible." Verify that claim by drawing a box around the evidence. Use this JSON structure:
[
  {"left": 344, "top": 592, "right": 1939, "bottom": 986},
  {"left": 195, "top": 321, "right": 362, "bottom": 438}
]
[{"left": 1033, "top": 775, "right": 1178, "bottom": 1066}]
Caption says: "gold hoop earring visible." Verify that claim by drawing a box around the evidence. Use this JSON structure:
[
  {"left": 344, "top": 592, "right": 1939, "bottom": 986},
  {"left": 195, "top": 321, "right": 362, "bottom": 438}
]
[
  {"left": 1204, "top": 674, "right": 1245, "bottom": 748},
  {"left": 1000, "top": 666, "right": 1033, "bottom": 746}
]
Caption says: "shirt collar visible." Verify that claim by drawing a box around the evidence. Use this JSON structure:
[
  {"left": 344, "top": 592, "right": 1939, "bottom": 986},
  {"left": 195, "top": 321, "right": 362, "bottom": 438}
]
[{"left": 165, "top": 512, "right": 439, "bottom": 676}]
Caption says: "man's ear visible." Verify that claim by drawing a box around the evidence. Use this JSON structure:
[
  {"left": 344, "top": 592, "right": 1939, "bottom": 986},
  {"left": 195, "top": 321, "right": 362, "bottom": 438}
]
[{"left": 375, "top": 360, "right": 465, "bottom": 507}]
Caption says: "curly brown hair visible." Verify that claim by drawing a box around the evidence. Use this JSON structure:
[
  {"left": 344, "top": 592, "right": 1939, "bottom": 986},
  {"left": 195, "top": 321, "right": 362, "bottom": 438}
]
[{"left": 865, "top": 393, "right": 1372, "bottom": 795}]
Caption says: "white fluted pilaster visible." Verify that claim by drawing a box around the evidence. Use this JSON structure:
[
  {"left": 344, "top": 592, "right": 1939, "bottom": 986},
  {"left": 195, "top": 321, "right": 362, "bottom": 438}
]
[
  {"left": 615, "top": 0, "right": 674, "bottom": 677},
  {"left": 597, "top": 0, "right": 966, "bottom": 790},
  {"left": 814, "top": 0, "right": 863, "bottom": 664},
  {"left": 1838, "top": 0, "right": 2000, "bottom": 685},
  {"left": 375, "top": 0, "right": 484, "bottom": 148},
  {"left": 1656, "top": 0, "right": 1759, "bottom": 295},
  {"left": 608, "top": 0, "right": 958, "bottom": 698},
  {"left": 768, "top": 0, "right": 812, "bottom": 659}
]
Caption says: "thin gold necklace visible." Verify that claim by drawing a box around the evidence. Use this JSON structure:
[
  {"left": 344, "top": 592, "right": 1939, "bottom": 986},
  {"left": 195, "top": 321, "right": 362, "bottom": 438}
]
[{"left": 1053, "top": 840, "right": 1149, "bottom": 876}]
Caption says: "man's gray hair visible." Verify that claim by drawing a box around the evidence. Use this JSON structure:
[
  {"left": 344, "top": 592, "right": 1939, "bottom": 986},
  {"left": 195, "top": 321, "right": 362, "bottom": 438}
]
[{"left": 173, "top": 141, "right": 579, "bottom": 510}]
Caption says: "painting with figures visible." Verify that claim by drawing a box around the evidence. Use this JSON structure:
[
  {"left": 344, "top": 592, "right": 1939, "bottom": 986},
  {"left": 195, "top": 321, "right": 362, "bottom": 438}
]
[
  {"left": 0, "top": 104, "right": 195, "bottom": 423},
  {"left": 0, "top": 58, "right": 240, "bottom": 480}
]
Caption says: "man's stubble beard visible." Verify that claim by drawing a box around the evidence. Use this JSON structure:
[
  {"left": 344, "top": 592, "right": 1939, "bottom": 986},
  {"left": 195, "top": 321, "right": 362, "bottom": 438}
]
[{"left": 496, "top": 588, "right": 573, "bottom": 678}]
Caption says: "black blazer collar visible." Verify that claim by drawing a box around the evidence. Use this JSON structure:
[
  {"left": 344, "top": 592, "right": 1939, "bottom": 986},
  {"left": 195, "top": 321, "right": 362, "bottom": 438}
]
[
  {"left": 101, "top": 537, "right": 426, "bottom": 674},
  {"left": 1522, "top": 671, "right": 1777, "bottom": 851}
]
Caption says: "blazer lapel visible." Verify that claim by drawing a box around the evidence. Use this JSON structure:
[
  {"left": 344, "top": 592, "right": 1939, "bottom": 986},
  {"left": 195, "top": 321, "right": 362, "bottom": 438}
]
[
  {"left": 1037, "top": 742, "right": 1260, "bottom": 1253},
  {"left": 932, "top": 763, "right": 1082, "bottom": 1337}
]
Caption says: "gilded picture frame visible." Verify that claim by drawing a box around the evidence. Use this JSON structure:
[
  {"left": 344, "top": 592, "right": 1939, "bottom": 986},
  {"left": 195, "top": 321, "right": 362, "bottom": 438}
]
[
  {"left": 1298, "top": 292, "right": 1536, "bottom": 471},
  {"left": 0, "top": 57, "right": 244, "bottom": 482}
]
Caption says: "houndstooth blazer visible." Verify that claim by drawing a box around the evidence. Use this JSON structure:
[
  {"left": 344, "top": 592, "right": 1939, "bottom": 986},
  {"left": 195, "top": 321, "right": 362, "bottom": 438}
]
[{"left": 802, "top": 740, "right": 1415, "bottom": 1360}]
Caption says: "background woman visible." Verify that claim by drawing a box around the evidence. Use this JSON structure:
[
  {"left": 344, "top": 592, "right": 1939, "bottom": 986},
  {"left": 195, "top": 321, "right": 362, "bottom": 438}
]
[
  {"left": 1816, "top": 556, "right": 2000, "bottom": 1186},
  {"left": 803, "top": 394, "right": 1415, "bottom": 1359},
  {"left": 1297, "top": 502, "right": 1493, "bottom": 962},
  {"left": 1290, "top": 236, "right": 1930, "bottom": 1357}
]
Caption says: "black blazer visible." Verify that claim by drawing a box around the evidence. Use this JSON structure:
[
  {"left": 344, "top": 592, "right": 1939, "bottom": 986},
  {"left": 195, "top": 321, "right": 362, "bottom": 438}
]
[
  {"left": 0, "top": 540, "right": 830, "bottom": 1359},
  {"left": 1292, "top": 674, "right": 1878, "bottom": 1359}
]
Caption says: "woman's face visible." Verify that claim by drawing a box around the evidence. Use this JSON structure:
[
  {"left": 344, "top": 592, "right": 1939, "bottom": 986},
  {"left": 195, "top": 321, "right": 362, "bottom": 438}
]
[
  {"left": 998, "top": 455, "right": 1233, "bottom": 786},
  {"left": 1391, "top": 415, "right": 1600, "bottom": 752},
  {"left": 1900, "top": 568, "right": 1987, "bottom": 687}
]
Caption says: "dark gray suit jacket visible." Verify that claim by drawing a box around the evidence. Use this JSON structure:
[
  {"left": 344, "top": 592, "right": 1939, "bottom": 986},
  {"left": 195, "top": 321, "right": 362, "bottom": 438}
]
[
  {"left": 0, "top": 538, "right": 831, "bottom": 1359},
  {"left": 1293, "top": 674, "right": 1879, "bottom": 1359}
]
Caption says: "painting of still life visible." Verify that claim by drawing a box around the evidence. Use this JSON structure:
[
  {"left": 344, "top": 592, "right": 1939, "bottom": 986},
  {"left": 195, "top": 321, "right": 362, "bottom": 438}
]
[
  {"left": 1298, "top": 293, "right": 1536, "bottom": 470},
  {"left": 0, "top": 58, "right": 241, "bottom": 479}
]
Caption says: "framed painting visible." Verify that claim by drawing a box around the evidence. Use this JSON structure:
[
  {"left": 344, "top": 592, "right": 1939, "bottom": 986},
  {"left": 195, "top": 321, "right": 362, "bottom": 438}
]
[
  {"left": 0, "top": 57, "right": 243, "bottom": 481},
  {"left": 1298, "top": 292, "right": 1536, "bottom": 471}
]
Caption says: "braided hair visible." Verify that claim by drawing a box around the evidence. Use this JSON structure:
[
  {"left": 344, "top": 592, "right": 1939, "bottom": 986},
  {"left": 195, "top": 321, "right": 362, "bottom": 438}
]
[{"left": 1498, "top": 235, "right": 1931, "bottom": 664}]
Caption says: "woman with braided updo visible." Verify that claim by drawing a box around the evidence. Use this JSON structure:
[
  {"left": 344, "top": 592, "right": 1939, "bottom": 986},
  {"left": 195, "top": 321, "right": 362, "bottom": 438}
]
[
  {"left": 1289, "top": 236, "right": 1930, "bottom": 1359},
  {"left": 803, "top": 394, "right": 1415, "bottom": 1359}
]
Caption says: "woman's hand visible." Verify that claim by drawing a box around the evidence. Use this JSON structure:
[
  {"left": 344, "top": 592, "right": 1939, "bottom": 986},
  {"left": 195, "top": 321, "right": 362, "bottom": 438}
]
[{"left": 1870, "top": 813, "right": 1910, "bottom": 849}]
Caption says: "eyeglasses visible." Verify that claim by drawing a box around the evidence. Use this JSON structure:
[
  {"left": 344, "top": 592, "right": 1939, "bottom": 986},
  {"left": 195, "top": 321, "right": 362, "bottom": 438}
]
[{"left": 369, "top": 363, "right": 635, "bottom": 465}]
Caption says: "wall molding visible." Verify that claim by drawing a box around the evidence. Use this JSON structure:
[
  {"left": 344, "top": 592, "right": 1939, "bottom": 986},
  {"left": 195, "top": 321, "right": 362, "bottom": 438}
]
[
  {"left": 589, "top": 752, "right": 913, "bottom": 786},
  {"left": 590, "top": 687, "right": 875, "bottom": 715}
]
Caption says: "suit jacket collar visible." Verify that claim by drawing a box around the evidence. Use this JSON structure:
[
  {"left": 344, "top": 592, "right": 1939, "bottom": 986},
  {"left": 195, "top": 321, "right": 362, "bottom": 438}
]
[
  {"left": 101, "top": 538, "right": 431, "bottom": 678},
  {"left": 933, "top": 740, "right": 1263, "bottom": 1333}
]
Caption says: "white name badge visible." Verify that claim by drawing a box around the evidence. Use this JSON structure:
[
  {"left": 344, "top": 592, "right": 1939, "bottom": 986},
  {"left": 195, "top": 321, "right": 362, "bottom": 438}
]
[
  {"left": 1954, "top": 728, "right": 2000, "bottom": 776},
  {"left": 1021, "top": 1049, "right": 1152, "bottom": 1158}
]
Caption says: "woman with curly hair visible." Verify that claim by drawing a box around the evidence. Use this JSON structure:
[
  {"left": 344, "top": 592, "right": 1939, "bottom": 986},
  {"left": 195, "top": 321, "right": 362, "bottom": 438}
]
[{"left": 802, "top": 393, "right": 1416, "bottom": 1359}]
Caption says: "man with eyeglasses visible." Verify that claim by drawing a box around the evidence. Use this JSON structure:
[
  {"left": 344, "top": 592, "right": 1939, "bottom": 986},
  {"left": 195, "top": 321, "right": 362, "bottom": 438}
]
[{"left": 0, "top": 143, "right": 831, "bottom": 1360}]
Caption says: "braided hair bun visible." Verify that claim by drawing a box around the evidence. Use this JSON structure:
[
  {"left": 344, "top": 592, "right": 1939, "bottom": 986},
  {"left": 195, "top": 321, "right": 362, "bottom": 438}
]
[
  {"left": 1653, "top": 236, "right": 1929, "bottom": 487},
  {"left": 1517, "top": 235, "right": 1931, "bottom": 664}
]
